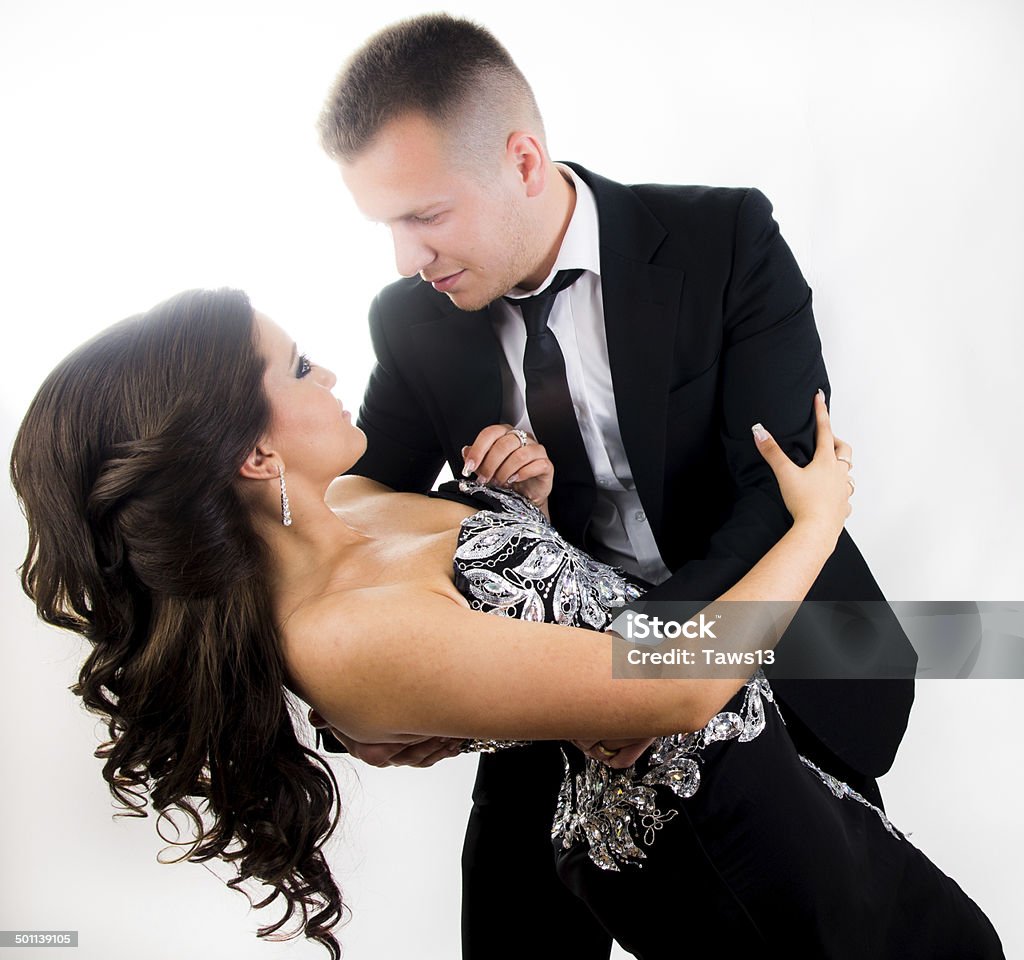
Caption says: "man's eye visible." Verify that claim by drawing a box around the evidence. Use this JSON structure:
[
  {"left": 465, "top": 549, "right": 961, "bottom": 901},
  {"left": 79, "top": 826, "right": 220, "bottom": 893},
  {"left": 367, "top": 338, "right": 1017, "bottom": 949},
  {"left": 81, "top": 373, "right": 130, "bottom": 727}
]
[{"left": 297, "top": 353, "right": 312, "bottom": 377}]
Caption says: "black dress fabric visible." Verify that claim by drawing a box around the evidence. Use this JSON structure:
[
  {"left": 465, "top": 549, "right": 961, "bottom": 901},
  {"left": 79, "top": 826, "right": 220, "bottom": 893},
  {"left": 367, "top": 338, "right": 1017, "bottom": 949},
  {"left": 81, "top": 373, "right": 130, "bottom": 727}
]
[{"left": 439, "top": 479, "right": 1004, "bottom": 959}]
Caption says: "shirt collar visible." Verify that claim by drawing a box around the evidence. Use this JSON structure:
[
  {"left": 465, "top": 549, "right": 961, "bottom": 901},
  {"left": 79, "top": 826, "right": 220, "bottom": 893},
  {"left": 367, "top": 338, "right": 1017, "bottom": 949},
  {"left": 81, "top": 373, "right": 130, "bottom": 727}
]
[{"left": 504, "top": 162, "right": 601, "bottom": 299}]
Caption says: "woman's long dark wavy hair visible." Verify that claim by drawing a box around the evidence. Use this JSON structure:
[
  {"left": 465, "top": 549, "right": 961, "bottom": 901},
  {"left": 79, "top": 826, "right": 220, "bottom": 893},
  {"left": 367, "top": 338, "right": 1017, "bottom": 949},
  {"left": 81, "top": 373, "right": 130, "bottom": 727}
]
[{"left": 9, "top": 288, "right": 347, "bottom": 956}]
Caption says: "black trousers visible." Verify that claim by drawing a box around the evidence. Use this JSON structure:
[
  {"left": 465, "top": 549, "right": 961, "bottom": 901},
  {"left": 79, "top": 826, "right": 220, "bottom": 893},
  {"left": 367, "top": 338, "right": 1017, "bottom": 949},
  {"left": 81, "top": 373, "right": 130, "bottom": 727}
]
[
  {"left": 461, "top": 742, "right": 613, "bottom": 960},
  {"left": 461, "top": 740, "right": 771, "bottom": 959},
  {"left": 460, "top": 711, "right": 1004, "bottom": 959}
]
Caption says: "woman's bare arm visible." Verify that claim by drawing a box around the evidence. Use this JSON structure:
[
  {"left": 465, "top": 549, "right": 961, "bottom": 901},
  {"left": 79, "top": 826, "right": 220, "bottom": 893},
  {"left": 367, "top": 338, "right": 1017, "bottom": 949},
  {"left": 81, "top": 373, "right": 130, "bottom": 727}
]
[
  {"left": 287, "top": 392, "right": 853, "bottom": 743},
  {"left": 286, "top": 514, "right": 836, "bottom": 743}
]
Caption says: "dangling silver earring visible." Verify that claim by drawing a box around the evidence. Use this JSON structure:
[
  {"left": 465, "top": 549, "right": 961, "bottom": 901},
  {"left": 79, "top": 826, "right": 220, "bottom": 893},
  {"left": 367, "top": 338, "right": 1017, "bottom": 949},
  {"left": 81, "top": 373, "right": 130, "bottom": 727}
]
[{"left": 278, "top": 465, "right": 292, "bottom": 527}]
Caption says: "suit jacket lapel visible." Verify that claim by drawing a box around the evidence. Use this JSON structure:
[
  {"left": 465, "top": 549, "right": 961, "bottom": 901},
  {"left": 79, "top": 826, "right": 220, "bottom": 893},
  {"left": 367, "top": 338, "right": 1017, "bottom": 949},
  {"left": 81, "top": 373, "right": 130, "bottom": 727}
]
[
  {"left": 563, "top": 162, "right": 686, "bottom": 535},
  {"left": 408, "top": 300, "right": 505, "bottom": 458}
]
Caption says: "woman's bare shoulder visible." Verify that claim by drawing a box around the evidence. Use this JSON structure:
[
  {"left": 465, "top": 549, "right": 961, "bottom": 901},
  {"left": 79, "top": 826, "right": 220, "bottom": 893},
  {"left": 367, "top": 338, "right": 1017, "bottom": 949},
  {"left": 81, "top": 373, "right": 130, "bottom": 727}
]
[{"left": 281, "top": 581, "right": 469, "bottom": 740}]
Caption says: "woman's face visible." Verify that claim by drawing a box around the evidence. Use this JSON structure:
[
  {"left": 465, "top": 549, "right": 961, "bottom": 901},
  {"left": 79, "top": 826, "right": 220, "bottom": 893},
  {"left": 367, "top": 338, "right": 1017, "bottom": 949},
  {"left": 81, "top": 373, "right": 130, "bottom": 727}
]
[{"left": 253, "top": 311, "right": 366, "bottom": 482}]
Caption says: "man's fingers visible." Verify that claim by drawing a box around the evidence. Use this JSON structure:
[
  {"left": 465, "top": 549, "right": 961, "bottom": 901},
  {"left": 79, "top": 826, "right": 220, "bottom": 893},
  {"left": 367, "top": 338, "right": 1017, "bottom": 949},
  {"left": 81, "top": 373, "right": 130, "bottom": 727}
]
[
  {"left": 409, "top": 741, "right": 464, "bottom": 768},
  {"left": 571, "top": 737, "right": 655, "bottom": 769},
  {"left": 390, "top": 737, "right": 462, "bottom": 767},
  {"left": 352, "top": 743, "right": 408, "bottom": 766},
  {"left": 315, "top": 722, "right": 456, "bottom": 766},
  {"left": 604, "top": 739, "right": 656, "bottom": 769},
  {"left": 359, "top": 741, "right": 431, "bottom": 767}
]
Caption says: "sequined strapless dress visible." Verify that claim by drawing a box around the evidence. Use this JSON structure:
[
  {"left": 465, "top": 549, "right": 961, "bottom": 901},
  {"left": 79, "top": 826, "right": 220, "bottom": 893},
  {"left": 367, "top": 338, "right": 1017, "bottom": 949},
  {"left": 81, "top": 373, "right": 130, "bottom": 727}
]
[{"left": 439, "top": 479, "right": 1004, "bottom": 959}]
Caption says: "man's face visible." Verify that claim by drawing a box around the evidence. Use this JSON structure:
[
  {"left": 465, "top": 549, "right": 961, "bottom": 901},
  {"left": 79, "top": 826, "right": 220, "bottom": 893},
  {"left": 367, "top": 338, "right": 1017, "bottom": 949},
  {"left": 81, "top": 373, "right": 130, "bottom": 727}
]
[{"left": 340, "top": 112, "right": 538, "bottom": 312}]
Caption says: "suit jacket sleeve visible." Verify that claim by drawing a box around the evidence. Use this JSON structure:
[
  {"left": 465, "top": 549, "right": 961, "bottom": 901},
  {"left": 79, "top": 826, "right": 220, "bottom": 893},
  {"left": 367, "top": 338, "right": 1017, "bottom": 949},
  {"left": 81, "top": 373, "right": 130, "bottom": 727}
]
[
  {"left": 637, "top": 187, "right": 915, "bottom": 778},
  {"left": 345, "top": 292, "right": 446, "bottom": 494}
]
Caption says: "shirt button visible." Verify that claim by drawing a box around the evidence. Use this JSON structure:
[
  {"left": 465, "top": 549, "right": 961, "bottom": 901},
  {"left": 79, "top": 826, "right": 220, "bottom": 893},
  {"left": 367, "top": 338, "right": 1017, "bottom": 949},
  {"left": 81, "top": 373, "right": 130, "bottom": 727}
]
[{"left": 634, "top": 510, "right": 646, "bottom": 522}]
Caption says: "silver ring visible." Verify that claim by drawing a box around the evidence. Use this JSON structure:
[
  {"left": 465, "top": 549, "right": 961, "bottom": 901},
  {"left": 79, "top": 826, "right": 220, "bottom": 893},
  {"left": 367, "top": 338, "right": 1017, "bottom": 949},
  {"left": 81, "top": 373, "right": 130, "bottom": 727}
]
[
  {"left": 837, "top": 456, "right": 852, "bottom": 469},
  {"left": 596, "top": 742, "right": 619, "bottom": 758},
  {"left": 505, "top": 428, "right": 529, "bottom": 448}
]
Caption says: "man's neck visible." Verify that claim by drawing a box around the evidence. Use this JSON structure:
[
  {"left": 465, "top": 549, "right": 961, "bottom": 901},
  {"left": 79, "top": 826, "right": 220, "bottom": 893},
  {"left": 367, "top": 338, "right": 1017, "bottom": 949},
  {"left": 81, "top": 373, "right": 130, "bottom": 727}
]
[{"left": 517, "top": 163, "right": 577, "bottom": 291}]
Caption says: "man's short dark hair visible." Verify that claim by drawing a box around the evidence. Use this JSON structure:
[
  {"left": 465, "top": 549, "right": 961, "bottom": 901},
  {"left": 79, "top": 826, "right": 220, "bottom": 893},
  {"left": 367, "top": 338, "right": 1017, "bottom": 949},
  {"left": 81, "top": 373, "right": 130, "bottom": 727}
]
[{"left": 318, "top": 13, "right": 544, "bottom": 168}]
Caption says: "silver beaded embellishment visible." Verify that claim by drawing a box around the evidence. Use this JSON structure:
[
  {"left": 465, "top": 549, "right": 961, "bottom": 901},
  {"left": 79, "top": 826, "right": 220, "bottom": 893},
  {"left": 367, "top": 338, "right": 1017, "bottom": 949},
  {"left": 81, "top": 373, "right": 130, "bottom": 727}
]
[
  {"left": 797, "top": 754, "right": 908, "bottom": 841},
  {"left": 452, "top": 480, "right": 643, "bottom": 628},
  {"left": 551, "top": 668, "right": 778, "bottom": 871}
]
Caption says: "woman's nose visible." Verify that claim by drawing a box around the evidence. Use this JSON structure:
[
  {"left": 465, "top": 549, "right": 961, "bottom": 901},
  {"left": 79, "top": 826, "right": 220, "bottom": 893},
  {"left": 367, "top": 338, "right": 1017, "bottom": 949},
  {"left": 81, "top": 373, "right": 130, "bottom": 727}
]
[{"left": 316, "top": 365, "right": 337, "bottom": 389}]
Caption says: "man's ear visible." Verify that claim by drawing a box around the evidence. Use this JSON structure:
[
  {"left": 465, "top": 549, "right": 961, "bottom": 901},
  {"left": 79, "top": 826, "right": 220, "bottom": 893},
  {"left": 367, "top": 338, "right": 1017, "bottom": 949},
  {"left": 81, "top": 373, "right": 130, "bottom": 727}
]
[
  {"left": 506, "top": 130, "right": 547, "bottom": 198},
  {"left": 238, "top": 443, "right": 281, "bottom": 481}
]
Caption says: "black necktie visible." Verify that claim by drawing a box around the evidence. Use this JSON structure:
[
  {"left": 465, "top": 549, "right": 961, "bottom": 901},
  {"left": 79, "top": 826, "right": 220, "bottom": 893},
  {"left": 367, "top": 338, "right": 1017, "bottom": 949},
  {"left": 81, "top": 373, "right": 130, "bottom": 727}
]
[{"left": 505, "top": 269, "right": 594, "bottom": 545}]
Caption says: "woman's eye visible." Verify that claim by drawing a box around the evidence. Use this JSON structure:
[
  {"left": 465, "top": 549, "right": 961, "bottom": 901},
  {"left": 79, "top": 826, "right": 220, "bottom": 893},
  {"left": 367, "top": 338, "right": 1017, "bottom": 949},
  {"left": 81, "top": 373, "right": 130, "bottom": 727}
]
[{"left": 297, "top": 353, "right": 312, "bottom": 378}]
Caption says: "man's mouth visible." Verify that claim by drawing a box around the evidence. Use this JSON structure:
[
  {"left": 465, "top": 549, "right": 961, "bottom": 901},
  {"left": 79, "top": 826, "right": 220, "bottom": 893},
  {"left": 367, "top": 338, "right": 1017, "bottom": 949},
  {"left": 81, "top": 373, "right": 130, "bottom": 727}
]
[{"left": 425, "top": 270, "right": 465, "bottom": 293}]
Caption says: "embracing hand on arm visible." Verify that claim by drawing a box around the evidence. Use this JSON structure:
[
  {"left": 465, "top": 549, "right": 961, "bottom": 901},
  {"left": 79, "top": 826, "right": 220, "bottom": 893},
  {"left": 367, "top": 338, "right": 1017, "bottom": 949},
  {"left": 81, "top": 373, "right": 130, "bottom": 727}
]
[
  {"left": 573, "top": 390, "right": 853, "bottom": 767},
  {"left": 306, "top": 714, "right": 464, "bottom": 768}
]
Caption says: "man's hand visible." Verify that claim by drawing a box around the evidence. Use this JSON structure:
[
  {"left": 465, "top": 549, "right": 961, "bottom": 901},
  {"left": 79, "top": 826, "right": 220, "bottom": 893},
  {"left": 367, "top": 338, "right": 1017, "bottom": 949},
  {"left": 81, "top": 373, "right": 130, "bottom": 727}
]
[
  {"left": 569, "top": 737, "right": 657, "bottom": 769},
  {"left": 461, "top": 424, "right": 553, "bottom": 515},
  {"left": 309, "top": 710, "right": 464, "bottom": 768}
]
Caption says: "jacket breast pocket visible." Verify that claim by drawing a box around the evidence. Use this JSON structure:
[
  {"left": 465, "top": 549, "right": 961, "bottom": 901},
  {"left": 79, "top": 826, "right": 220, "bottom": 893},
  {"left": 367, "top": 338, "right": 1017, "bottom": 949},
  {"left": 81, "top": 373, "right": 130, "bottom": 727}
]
[{"left": 667, "top": 363, "right": 718, "bottom": 420}]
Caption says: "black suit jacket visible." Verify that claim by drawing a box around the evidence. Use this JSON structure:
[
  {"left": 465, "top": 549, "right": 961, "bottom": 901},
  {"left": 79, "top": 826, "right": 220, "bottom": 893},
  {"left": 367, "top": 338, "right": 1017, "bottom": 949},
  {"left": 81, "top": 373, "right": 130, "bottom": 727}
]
[{"left": 347, "top": 161, "right": 917, "bottom": 780}]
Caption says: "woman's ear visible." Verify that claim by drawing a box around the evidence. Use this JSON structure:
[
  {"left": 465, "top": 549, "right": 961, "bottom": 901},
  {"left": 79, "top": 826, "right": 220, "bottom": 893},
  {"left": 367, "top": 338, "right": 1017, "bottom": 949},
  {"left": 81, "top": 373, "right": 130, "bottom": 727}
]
[{"left": 238, "top": 443, "right": 281, "bottom": 481}]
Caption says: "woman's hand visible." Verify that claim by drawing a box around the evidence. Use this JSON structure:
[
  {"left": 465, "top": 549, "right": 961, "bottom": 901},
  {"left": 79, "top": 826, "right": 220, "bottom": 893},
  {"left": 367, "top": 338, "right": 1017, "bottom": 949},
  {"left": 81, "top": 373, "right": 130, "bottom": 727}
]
[
  {"left": 752, "top": 390, "right": 854, "bottom": 545},
  {"left": 462, "top": 424, "right": 554, "bottom": 514}
]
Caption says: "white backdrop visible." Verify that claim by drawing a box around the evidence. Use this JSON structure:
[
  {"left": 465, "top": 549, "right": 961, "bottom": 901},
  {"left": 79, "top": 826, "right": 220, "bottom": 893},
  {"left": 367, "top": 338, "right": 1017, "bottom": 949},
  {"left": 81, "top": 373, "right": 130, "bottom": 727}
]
[{"left": 1, "top": 1, "right": 1021, "bottom": 958}]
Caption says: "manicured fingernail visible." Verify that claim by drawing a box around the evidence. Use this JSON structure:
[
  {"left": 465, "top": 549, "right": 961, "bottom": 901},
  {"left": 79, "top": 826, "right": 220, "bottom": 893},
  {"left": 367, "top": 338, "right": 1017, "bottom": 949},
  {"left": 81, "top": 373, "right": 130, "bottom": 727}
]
[
  {"left": 507, "top": 473, "right": 519, "bottom": 484},
  {"left": 751, "top": 423, "right": 769, "bottom": 442},
  {"left": 817, "top": 388, "right": 825, "bottom": 402},
  {"left": 462, "top": 459, "right": 476, "bottom": 476}
]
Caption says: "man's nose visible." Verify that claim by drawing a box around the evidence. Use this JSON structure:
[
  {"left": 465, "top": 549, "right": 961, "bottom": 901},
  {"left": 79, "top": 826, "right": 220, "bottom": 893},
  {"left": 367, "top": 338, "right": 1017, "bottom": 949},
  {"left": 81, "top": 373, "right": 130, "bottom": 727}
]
[{"left": 391, "top": 224, "right": 434, "bottom": 278}]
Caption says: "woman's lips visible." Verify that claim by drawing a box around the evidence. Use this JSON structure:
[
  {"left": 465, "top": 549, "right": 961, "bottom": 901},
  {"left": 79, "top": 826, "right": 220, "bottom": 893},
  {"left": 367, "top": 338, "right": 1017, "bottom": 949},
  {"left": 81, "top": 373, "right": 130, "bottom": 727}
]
[{"left": 430, "top": 270, "right": 465, "bottom": 293}]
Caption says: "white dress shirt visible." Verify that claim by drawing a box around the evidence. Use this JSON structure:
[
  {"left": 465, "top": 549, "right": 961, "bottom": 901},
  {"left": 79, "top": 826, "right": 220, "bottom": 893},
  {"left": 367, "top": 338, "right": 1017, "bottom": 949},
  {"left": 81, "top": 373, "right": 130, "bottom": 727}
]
[{"left": 490, "top": 164, "right": 672, "bottom": 586}]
